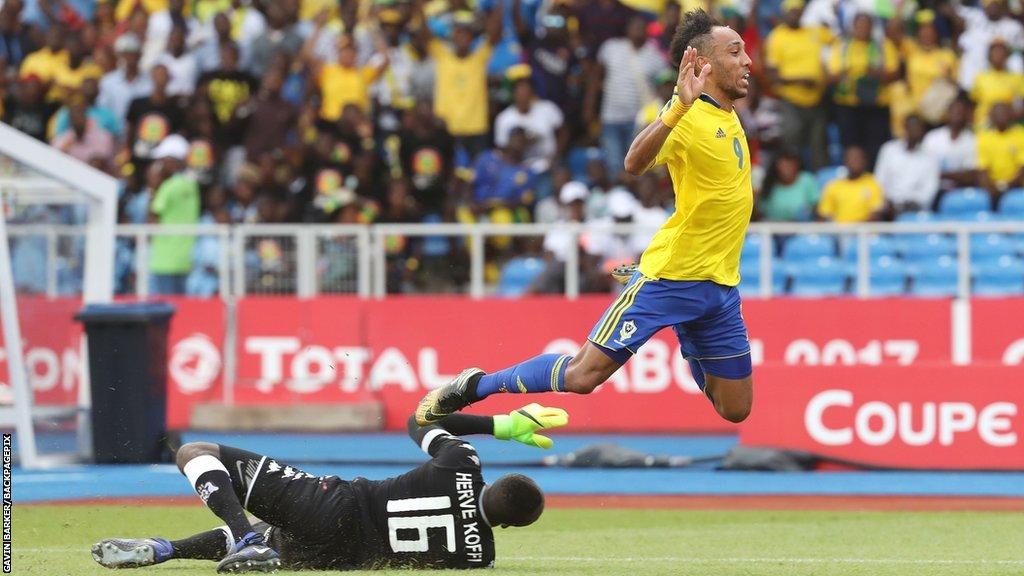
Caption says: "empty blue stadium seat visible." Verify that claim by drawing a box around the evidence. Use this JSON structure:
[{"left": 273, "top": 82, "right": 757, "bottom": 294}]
[
  {"left": 936, "top": 210, "right": 995, "bottom": 222},
  {"left": 741, "top": 233, "right": 764, "bottom": 261},
  {"left": 909, "top": 255, "right": 959, "bottom": 297},
  {"left": 939, "top": 188, "right": 992, "bottom": 215},
  {"left": 738, "top": 258, "right": 761, "bottom": 297},
  {"left": 816, "top": 165, "right": 846, "bottom": 190},
  {"left": 498, "top": 257, "right": 546, "bottom": 297},
  {"left": 790, "top": 256, "right": 849, "bottom": 297},
  {"left": 999, "top": 189, "right": 1024, "bottom": 218},
  {"left": 868, "top": 256, "right": 907, "bottom": 296},
  {"left": 738, "top": 260, "right": 788, "bottom": 296},
  {"left": 971, "top": 233, "right": 1017, "bottom": 264},
  {"left": 756, "top": 259, "right": 796, "bottom": 295},
  {"left": 782, "top": 234, "right": 837, "bottom": 262},
  {"left": 974, "top": 256, "right": 1024, "bottom": 296},
  {"left": 901, "top": 233, "right": 957, "bottom": 263},
  {"left": 740, "top": 253, "right": 760, "bottom": 275},
  {"left": 842, "top": 235, "right": 899, "bottom": 263},
  {"left": 895, "top": 211, "right": 936, "bottom": 223}
]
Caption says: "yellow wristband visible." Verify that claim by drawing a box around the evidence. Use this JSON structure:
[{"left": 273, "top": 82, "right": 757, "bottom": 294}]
[{"left": 660, "top": 99, "right": 691, "bottom": 128}]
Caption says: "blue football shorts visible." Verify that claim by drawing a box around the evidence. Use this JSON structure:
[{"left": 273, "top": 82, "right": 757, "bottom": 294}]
[{"left": 587, "top": 272, "right": 752, "bottom": 390}]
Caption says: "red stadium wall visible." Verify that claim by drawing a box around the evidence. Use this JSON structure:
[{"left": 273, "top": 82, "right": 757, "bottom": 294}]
[{"left": 2, "top": 297, "right": 1022, "bottom": 468}]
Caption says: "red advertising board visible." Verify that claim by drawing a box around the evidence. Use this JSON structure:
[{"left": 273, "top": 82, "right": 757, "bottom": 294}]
[
  {"left": 163, "top": 297, "right": 225, "bottom": 428},
  {"left": 742, "top": 299, "right": 951, "bottom": 367},
  {"left": 233, "top": 297, "right": 370, "bottom": 405},
  {"left": 740, "top": 366, "right": 1024, "bottom": 470},
  {"left": 0, "top": 297, "right": 223, "bottom": 429},
  {"left": 971, "top": 299, "right": 1024, "bottom": 367},
  {"left": 228, "top": 297, "right": 956, "bottom": 431},
  {"left": 360, "top": 298, "right": 723, "bottom": 431},
  {"left": 228, "top": 297, "right": 723, "bottom": 431},
  {"left": 2, "top": 296, "right": 1021, "bottom": 449},
  {"left": 0, "top": 296, "right": 82, "bottom": 406}
]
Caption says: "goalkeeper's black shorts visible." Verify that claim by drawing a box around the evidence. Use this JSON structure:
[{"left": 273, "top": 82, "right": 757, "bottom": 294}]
[{"left": 218, "top": 444, "right": 363, "bottom": 570}]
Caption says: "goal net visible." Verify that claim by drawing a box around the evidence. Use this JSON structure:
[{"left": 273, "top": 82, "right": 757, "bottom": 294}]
[{"left": 0, "top": 123, "right": 116, "bottom": 468}]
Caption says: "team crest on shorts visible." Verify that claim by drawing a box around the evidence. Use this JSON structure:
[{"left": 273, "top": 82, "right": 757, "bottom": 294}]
[{"left": 619, "top": 320, "right": 637, "bottom": 342}]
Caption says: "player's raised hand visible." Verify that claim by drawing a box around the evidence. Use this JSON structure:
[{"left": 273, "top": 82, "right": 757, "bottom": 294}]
[
  {"left": 676, "top": 46, "right": 711, "bottom": 106},
  {"left": 494, "top": 403, "right": 569, "bottom": 449}
]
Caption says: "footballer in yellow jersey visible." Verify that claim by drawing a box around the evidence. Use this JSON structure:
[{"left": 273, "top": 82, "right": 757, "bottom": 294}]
[{"left": 415, "top": 10, "right": 754, "bottom": 429}]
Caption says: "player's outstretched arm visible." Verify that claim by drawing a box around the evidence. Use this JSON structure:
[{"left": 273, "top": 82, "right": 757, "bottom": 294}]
[
  {"left": 623, "top": 45, "right": 709, "bottom": 175},
  {"left": 406, "top": 403, "right": 569, "bottom": 450}
]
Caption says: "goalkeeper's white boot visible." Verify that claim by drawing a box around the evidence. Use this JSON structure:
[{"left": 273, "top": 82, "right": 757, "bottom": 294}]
[{"left": 92, "top": 537, "right": 173, "bottom": 568}]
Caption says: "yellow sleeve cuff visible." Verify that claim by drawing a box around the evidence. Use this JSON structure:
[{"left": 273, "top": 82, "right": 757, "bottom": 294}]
[{"left": 660, "top": 99, "right": 691, "bottom": 128}]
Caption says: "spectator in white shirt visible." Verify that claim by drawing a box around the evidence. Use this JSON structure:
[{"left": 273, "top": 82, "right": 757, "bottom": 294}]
[
  {"left": 584, "top": 187, "right": 645, "bottom": 269},
  {"left": 154, "top": 25, "right": 199, "bottom": 96},
  {"left": 142, "top": 0, "right": 199, "bottom": 71},
  {"left": 542, "top": 181, "right": 590, "bottom": 263},
  {"left": 922, "top": 98, "right": 979, "bottom": 191},
  {"left": 944, "top": 0, "right": 1024, "bottom": 90},
  {"left": 530, "top": 180, "right": 608, "bottom": 294},
  {"left": 631, "top": 173, "right": 670, "bottom": 246},
  {"left": 194, "top": 13, "right": 244, "bottom": 72},
  {"left": 98, "top": 33, "right": 153, "bottom": 122},
  {"left": 585, "top": 15, "right": 666, "bottom": 178},
  {"left": 494, "top": 64, "right": 567, "bottom": 174},
  {"left": 875, "top": 114, "right": 941, "bottom": 213}
]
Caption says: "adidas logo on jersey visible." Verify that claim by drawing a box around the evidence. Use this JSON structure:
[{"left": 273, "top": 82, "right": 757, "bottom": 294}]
[{"left": 715, "top": 128, "right": 726, "bottom": 138}]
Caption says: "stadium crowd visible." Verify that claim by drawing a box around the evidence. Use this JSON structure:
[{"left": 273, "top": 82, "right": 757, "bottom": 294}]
[{"left": 5, "top": 0, "right": 1024, "bottom": 295}]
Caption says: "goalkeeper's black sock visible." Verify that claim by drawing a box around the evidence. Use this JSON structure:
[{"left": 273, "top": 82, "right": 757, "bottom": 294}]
[
  {"left": 170, "top": 527, "right": 233, "bottom": 561},
  {"left": 182, "top": 455, "right": 253, "bottom": 544}
]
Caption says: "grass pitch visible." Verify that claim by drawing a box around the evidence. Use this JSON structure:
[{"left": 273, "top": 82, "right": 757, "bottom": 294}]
[{"left": 16, "top": 504, "right": 1024, "bottom": 575}]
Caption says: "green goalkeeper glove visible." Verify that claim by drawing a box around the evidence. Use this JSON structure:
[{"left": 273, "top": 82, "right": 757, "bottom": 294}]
[{"left": 493, "top": 403, "right": 569, "bottom": 449}]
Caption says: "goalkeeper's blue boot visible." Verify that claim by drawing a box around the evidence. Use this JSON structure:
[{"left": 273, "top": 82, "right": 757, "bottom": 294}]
[
  {"left": 415, "top": 368, "right": 485, "bottom": 425},
  {"left": 92, "top": 537, "right": 173, "bottom": 568},
  {"left": 216, "top": 531, "right": 280, "bottom": 573}
]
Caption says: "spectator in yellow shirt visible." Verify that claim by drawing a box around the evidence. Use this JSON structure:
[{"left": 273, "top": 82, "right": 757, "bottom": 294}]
[
  {"left": 304, "top": 19, "right": 390, "bottom": 122},
  {"left": 817, "top": 146, "right": 885, "bottom": 223},
  {"left": 977, "top": 102, "right": 1024, "bottom": 196},
  {"left": 19, "top": 26, "right": 69, "bottom": 85},
  {"left": 50, "top": 33, "right": 104, "bottom": 103},
  {"left": 764, "top": 0, "right": 833, "bottom": 169},
  {"left": 827, "top": 13, "right": 900, "bottom": 169},
  {"left": 902, "top": 11, "right": 957, "bottom": 119},
  {"left": 426, "top": 5, "right": 504, "bottom": 159},
  {"left": 970, "top": 40, "right": 1024, "bottom": 129},
  {"left": 115, "top": 0, "right": 169, "bottom": 22}
]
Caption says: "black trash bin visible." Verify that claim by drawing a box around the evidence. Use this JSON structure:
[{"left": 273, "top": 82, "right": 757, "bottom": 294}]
[{"left": 75, "top": 302, "right": 175, "bottom": 464}]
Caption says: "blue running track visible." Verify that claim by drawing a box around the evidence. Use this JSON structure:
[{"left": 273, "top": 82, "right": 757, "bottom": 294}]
[{"left": 14, "top": 433, "right": 1024, "bottom": 503}]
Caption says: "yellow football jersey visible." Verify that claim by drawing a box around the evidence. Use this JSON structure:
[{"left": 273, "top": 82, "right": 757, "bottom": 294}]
[{"left": 638, "top": 96, "right": 753, "bottom": 286}]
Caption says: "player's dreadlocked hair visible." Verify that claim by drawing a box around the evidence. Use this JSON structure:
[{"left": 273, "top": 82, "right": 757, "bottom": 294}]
[
  {"left": 486, "top": 473, "right": 545, "bottom": 527},
  {"left": 670, "top": 9, "right": 720, "bottom": 68}
]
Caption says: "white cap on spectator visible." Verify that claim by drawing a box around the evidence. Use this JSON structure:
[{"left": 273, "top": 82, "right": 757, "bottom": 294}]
[
  {"left": 152, "top": 134, "right": 190, "bottom": 161},
  {"left": 559, "top": 181, "right": 589, "bottom": 204},
  {"left": 607, "top": 188, "right": 638, "bottom": 219},
  {"left": 115, "top": 33, "right": 142, "bottom": 54}
]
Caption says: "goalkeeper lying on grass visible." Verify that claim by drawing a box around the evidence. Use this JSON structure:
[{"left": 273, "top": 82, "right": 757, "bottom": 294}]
[{"left": 92, "top": 404, "right": 568, "bottom": 573}]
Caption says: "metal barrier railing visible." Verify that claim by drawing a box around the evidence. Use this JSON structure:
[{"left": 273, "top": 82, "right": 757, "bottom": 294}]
[{"left": 6, "top": 221, "right": 1024, "bottom": 300}]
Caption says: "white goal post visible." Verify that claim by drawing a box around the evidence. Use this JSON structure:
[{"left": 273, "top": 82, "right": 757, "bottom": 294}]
[{"left": 0, "top": 122, "right": 117, "bottom": 468}]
